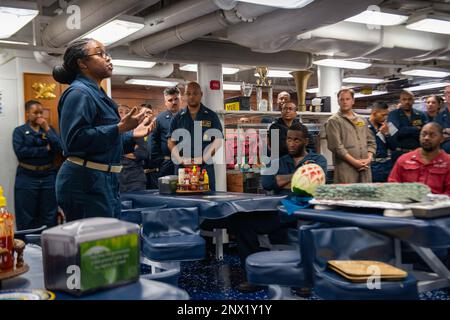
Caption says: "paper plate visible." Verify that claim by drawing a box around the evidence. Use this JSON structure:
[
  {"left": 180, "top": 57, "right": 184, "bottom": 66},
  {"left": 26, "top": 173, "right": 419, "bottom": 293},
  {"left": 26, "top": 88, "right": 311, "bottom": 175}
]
[{"left": 0, "top": 289, "right": 55, "bottom": 300}]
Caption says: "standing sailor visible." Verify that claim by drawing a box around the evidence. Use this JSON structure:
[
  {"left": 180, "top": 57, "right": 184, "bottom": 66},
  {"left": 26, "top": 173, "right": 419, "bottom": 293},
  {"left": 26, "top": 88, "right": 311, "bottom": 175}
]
[{"left": 13, "top": 100, "right": 62, "bottom": 229}]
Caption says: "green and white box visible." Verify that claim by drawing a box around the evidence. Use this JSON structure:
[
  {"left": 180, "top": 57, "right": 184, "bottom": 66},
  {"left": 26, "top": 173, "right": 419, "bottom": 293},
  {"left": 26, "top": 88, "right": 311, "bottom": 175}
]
[{"left": 42, "top": 218, "right": 140, "bottom": 296}]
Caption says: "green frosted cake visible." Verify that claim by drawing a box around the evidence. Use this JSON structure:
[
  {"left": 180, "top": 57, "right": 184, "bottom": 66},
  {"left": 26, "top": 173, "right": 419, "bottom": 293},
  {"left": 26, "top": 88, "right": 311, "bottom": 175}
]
[{"left": 315, "top": 183, "right": 431, "bottom": 203}]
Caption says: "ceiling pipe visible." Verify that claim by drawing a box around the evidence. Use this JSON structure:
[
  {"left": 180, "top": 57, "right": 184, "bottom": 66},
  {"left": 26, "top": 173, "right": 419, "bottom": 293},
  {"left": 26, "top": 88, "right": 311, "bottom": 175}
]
[
  {"left": 149, "top": 40, "right": 313, "bottom": 70},
  {"left": 294, "top": 21, "right": 449, "bottom": 61},
  {"left": 130, "top": 3, "right": 275, "bottom": 57},
  {"left": 33, "top": 51, "right": 61, "bottom": 69},
  {"left": 42, "top": 0, "right": 159, "bottom": 48},
  {"left": 226, "top": 0, "right": 383, "bottom": 53},
  {"left": 110, "top": 0, "right": 236, "bottom": 49}
]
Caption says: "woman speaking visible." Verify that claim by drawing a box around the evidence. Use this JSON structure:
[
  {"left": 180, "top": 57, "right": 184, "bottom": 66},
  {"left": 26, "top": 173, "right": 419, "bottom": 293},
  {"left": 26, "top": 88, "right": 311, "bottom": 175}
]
[{"left": 53, "top": 38, "right": 154, "bottom": 221}]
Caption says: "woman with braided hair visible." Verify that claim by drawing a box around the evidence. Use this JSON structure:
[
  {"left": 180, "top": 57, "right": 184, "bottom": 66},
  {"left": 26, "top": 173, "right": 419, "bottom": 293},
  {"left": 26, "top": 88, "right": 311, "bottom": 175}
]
[{"left": 53, "top": 38, "right": 155, "bottom": 221}]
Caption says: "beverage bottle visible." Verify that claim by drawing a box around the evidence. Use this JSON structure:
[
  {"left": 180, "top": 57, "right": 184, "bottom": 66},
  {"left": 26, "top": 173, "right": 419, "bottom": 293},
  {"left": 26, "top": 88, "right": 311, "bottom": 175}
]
[
  {"left": 203, "top": 170, "right": 209, "bottom": 190},
  {"left": 0, "top": 186, "right": 14, "bottom": 271}
]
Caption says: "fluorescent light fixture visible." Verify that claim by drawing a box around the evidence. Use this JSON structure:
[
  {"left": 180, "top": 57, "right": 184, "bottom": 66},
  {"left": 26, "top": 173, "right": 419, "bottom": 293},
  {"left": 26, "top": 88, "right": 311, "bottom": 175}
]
[
  {"left": 223, "top": 67, "right": 240, "bottom": 75},
  {"left": 180, "top": 64, "right": 239, "bottom": 75},
  {"left": 223, "top": 83, "right": 241, "bottom": 91},
  {"left": 355, "top": 90, "right": 388, "bottom": 98},
  {"left": 345, "top": 9, "right": 408, "bottom": 26},
  {"left": 253, "top": 70, "right": 293, "bottom": 78},
  {"left": 83, "top": 16, "right": 144, "bottom": 46},
  {"left": 313, "top": 59, "right": 371, "bottom": 69},
  {"left": 0, "top": 2, "right": 39, "bottom": 39},
  {"left": 235, "top": 0, "right": 314, "bottom": 9},
  {"left": 267, "top": 70, "right": 293, "bottom": 78},
  {"left": 112, "top": 59, "right": 156, "bottom": 69},
  {"left": 343, "top": 76, "right": 384, "bottom": 84},
  {"left": 406, "top": 12, "right": 450, "bottom": 35},
  {"left": 125, "top": 79, "right": 179, "bottom": 87},
  {"left": 306, "top": 87, "right": 319, "bottom": 93},
  {"left": 0, "top": 39, "right": 29, "bottom": 45},
  {"left": 406, "top": 82, "right": 450, "bottom": 92},
  {"left": 401, "top": 67, "right": 450, "bottom": 78},
  {"left": 180, "top": 64, "right": 197, "bottom": 72}
]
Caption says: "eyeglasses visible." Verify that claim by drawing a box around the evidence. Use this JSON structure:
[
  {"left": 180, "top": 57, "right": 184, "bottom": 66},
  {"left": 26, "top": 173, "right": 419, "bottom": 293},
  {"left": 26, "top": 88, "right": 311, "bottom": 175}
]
[{"left": 85, "top": 50, "right": 111, "bottom": 59}]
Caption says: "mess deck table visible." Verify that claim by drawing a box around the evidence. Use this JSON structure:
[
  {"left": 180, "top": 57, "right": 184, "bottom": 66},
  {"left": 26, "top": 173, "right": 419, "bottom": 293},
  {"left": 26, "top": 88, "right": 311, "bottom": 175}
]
[
  {"left": 121, "top": 190, "right": 286, "bottom": 259},
  {"left": 1, "top": 245, "right": 189, "bottom": 300},
  {"left": 281, "top": 207, "right": 450, "bottom": 293}
]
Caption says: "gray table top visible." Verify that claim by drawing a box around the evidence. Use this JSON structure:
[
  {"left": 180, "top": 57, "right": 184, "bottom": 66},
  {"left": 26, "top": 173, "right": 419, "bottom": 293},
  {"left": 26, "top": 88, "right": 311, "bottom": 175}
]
[{"left": 1, "top": 245, "right": 189, "bottom": 300}]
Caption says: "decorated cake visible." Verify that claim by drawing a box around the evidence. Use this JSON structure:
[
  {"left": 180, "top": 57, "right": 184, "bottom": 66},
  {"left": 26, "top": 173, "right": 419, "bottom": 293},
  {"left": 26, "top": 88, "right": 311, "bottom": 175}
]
[{"left": 315, "top": 183, "right": 430, "bottom": 203}]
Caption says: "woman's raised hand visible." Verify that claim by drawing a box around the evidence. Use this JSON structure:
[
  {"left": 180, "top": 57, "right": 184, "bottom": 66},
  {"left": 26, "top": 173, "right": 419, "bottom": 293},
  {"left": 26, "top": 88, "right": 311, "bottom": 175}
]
[{"left": 117, "top": 107, "right": 147, "bottom": 133}]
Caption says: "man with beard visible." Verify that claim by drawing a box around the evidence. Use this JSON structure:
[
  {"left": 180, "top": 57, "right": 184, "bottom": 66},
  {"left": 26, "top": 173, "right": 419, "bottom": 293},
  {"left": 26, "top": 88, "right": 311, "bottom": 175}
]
[
  {"left": 146, "top": 87, "right": 181, "bottom": 187},
  {"left": 387, "top": 90, "right": 428, "bottom": 163},
  {"left": 388, "top": 122, "right": 450, "bottom": 196},
  {"left": 230, "top": 123, "right": 327, "bottom": 293}
]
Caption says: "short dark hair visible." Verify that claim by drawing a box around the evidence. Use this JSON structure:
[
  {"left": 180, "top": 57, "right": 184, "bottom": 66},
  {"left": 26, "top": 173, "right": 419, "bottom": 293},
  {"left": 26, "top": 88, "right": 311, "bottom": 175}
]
[
  {"left": 371, "top": 101, "right": 389, "bottom": 112},
  {"left": 288, "top": 122, "right": 309, "bottom": 139},
  {"left": 164, "top": 86, "right": 180, "bottom": 96},
  {"left": 400, "top": 90, "right": 414, "bottom": 98},
  {"left": 337, "top": 88, "right": 355, "bottom": 99},
  {"left": 25, "top": 100, "right": 41, "bottom": 111},
  {"left": 422, "top": 122, "right": 444, "bottom": 135}
]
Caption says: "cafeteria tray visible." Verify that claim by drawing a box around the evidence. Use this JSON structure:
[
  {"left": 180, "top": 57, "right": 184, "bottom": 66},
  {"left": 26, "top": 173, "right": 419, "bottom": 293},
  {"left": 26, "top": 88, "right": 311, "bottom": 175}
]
[{"left": 409, "top": 201, "right": 450, "bottom": 219}]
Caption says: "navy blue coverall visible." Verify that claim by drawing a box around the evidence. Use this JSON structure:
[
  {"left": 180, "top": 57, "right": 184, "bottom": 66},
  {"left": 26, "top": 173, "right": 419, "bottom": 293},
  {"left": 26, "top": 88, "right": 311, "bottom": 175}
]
[
  {"left": 436, "top": 108, "right": 450, "bottom": 154},
  {"left": 13, "top": 123, "right": 62, "bottom": 230},
  {"left": 55, "top": 75, "right": 135, "bottom": 221},
  {"left": 168, "top": 104, "right": 223, "bottom": 191},
  {"left": 147, "top": 109, "right": 176, "bottom": 187},
  {"left": 387, "top": 108, "right": 428, "bottom": 163},
  {"left": 367, "top": 120, "right": 396, "bottom": 182},
  {"left": 232, "top": 152, "right": 327, "bottom": 267}
]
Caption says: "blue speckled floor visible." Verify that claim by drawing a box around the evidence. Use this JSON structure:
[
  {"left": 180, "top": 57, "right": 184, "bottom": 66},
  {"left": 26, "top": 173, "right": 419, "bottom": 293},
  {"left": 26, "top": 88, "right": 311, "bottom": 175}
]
[{"left": 173, "top": 245, "right": 450, "bottom": 300}]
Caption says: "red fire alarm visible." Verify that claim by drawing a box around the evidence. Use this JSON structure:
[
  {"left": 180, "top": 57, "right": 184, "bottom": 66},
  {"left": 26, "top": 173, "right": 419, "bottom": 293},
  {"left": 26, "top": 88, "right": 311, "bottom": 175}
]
[{"left": 210, "top": 80, "right": 221, "bottom": 90}]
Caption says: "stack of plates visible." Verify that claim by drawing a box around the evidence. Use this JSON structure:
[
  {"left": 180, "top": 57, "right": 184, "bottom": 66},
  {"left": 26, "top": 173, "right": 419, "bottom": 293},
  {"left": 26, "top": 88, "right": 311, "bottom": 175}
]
[{"left": 327, "top": 260, "right": 407, "bottom": 282}]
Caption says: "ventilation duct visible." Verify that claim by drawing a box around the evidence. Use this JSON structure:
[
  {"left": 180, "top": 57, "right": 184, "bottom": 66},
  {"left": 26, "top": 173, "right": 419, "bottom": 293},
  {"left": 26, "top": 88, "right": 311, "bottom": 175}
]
[
  {"left": 110, "top": 0, "right": 236, "bottom": 48},
  {"left": 226, "top": 0, "right": 383, "bottom": 53},
  {"left": 150, "top": 40, "right": 313, "bottom": 70},
  {"left": 130, "top": 3, "right": 275, "bottom": 57}
]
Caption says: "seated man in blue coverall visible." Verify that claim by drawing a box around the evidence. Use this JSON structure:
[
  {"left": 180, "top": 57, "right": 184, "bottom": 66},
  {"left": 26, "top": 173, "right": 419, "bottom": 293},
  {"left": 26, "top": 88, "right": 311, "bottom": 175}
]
[{"left": 229, "top": 123, "right": 327, "bottom": 292}]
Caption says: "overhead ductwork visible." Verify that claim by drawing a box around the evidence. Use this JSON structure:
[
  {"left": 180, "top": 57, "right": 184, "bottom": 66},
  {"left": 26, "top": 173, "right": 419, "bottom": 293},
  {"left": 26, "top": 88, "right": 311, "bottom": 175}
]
[
  {"left": 226, "top": 0, "right": 383, "bottom": 53},
  {"left": 130, "top": 3, "right": 275, "bottom": 57},
  {"left": 150, "top": 40, "right": 313, "bottom": 70},
  {"left": 293, "top": 21, "right": 450, "bottom": 61},
  {"left": 110, "top": 0, "right": 235, "bottom": 48},
  {"left": 42, "top": 0, "right": 159, "bottom": 48},
  {"left": 33, "top": 51, "right": 62, "bottom": 69}
]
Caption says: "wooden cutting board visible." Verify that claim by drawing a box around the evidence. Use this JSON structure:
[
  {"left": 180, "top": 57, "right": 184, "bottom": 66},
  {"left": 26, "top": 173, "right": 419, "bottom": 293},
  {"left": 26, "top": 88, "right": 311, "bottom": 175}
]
[{"left": 327, "top": 260, "right": 407, "bottom": 282}]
